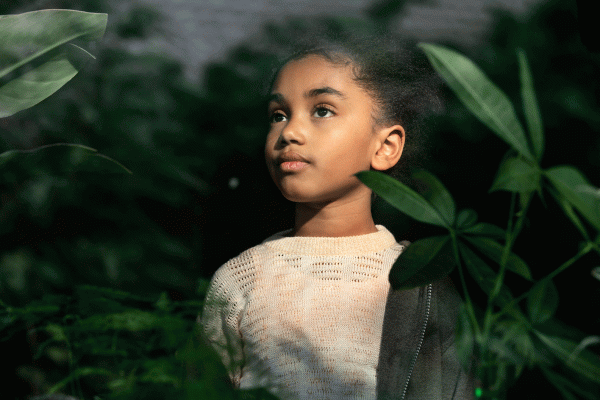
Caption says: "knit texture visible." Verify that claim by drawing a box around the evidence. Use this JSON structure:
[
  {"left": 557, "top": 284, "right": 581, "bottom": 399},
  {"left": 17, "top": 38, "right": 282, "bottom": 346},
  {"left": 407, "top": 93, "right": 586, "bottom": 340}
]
[{"left": 200, "top": 225, "right": 473, "bottom": 399}]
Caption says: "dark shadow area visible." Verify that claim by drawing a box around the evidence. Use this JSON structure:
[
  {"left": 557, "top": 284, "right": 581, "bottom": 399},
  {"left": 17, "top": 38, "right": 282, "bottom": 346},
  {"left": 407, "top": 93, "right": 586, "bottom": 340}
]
[{"left": 1, "top": 0, "right": 599, "bottom": 399}]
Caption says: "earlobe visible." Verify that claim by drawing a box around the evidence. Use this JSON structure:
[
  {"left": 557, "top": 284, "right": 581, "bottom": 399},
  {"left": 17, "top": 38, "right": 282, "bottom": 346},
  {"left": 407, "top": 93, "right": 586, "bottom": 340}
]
[{"left": 371, "top": 125, "right": 405, "bottom": 171}]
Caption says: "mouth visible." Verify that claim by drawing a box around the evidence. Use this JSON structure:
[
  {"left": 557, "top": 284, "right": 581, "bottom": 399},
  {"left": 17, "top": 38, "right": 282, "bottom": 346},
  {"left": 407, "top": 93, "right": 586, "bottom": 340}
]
[
  {"left": 279, "top": 161, "right": 308, "bottom": 171},
  {"left": 276, "top": 151, "right": 309, "bottom": 172}
]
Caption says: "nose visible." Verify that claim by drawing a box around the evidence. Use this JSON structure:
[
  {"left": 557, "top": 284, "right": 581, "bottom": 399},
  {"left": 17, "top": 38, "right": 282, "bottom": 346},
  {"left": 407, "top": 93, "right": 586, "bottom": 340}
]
[{"left": 278, "top": 115, "right": 306, "bottom": 146}]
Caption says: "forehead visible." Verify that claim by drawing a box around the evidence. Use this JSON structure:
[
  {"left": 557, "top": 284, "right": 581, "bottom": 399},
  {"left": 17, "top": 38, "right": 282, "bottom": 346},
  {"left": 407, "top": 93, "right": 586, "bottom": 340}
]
[{"left": 271, "top": 55, "right": 365, "bottom": 96}]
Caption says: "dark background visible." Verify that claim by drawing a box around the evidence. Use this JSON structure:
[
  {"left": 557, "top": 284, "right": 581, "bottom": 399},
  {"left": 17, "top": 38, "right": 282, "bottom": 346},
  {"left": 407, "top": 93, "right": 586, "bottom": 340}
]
[{"left": 1, "top": 0, "right": 599, "bottom": 398}]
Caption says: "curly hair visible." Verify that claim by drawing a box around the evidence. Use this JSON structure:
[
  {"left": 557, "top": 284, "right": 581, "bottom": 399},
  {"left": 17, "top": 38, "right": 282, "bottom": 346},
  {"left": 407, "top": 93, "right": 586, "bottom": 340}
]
[{"left": 265, "top": 31, "right": 443, "bottom": 186}]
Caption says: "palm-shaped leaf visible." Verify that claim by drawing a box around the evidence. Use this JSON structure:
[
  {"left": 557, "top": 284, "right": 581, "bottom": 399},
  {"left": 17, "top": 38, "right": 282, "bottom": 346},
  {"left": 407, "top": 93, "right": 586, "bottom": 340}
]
[
  {"left": 356, "top": 170, "right": 448, "bottom": 228},
  {"left": 419, "top": 43, "right": 534, "bottom": 162},
  {"left": 0, "top": 10, "right": 107, "bottom": 117}
]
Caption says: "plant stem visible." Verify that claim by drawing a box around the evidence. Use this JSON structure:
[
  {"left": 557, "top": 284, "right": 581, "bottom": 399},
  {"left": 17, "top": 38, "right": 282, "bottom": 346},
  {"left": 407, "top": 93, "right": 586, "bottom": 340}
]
[
  {"left": 484, "top": 192, "right": 532, "bottom": 336},
  {"left": 450, "top": 231, "right": 481, "bottom": 337},
  {"left": 493, "top": 242, "right": 592, "bottom": 323}
]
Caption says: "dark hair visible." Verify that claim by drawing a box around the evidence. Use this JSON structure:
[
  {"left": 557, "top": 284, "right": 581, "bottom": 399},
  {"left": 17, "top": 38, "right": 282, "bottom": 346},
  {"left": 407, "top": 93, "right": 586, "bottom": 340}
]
[{"left": 265, "top": 31, "right": 443, "bottom": 186}]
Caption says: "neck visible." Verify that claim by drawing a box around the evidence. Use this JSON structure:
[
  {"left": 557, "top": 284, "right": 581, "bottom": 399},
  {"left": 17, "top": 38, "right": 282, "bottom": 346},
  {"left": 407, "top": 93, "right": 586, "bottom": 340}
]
[{"left": 292, "top": 191, "right": 377, "bottom": 237}]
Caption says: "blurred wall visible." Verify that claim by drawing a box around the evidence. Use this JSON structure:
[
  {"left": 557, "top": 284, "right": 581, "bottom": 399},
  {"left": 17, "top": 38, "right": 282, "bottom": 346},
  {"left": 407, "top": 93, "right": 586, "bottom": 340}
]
[{"left": 110, "top": 0, "right": 548, "bottom": 83}]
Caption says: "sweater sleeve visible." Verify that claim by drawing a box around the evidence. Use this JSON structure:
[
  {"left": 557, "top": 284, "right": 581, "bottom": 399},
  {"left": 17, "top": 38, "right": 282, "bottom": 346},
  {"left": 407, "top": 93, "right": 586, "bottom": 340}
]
[{"left": 199, "top": 259, "right": 247, "bottom": 387}]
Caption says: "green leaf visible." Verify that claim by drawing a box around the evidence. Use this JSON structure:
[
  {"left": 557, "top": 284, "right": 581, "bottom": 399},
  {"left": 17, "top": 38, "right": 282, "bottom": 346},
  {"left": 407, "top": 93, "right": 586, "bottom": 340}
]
[
  {"left": 0, "top": 143, "right": 132, "bottom": 174},
  {"left": 545, "top": 166, "right": 600, "bottom": 231},
  {"left": 389, "top": 235, "right": 454, "bottom": 290},
  {"left": 140, "top": 358, "right": 179, "bottom": 385},
  {"left": 0, "top": 10, "right": 107, "bottom": 78},
  {"left": 535, "top": 331, "right": 600, "bottom": 384},
  {"left": 412, "top": 169, "right": 456, "bottom": 225},
  {"left": 517, "top": 49, "right": 544, "bottom": 162},
  {"left": 456, "top": 208, "right": 477, "bottom": 229},
  {"left": 464, "top": 236, "right": 532, "bottom": 281},
  {"left": 572, "top": 336, "right": 600, "bottom": 358},
  {"left": 77, "top": 309, "right": 161, "bottom": 331},
  {"left": 48, "top": 367, "right": 112, "bottom": 394},
  {"left": 458, "top": 241, "right": 513, "bottom": 307},
  {"left": 356, "top": 170, "right": 448, "bottom": 227},
  {"left": 0, "top": 10, "right": 107, "bottom": 117},
  {"left": 0, "top": 53, "right": 78, "bottom": 117},
  {"left": 527, "top": 279, "right": 559, "bottom": 324},
  {"left": 490, "top": 156, "right": 541, "bottom": 194},
  {"left": 461, "top": 222, "right": 505, "bottom": 240},
  {"left": 541, "top": 367, "right": 598, "bottom": 400},
  {"left": 418, "top": 43, "right": 533, "bottom": 161},
  {"left": 497, "top": 320, "right": 537, "bottom": 368},
  {"left": 45, "top": 323, "right": 68, "bottom": 342},
  {"left": 550, "top": 189, "right": 589, "bottom": 240}
]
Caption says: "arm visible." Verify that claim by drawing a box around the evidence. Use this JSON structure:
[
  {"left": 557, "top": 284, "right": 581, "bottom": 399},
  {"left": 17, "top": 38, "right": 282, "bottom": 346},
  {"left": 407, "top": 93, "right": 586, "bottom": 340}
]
[{"left": 199, "top": 264, "right": 246, "bottom": 387}]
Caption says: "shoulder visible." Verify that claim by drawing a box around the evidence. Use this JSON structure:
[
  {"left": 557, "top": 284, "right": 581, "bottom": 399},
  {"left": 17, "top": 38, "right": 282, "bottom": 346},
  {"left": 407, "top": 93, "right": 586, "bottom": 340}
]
[{"left": 210, "top": 242, "right": 269, "bottom": 286}]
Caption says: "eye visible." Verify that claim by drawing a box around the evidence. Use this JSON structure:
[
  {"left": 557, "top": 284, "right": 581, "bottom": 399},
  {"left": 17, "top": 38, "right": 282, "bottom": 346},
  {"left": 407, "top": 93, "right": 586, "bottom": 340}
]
[
  {"left": 269, "top": 111, "right": 287, "bottom": 123},
  {"left": 313, "top": 105, "right": 334, "bottom": 118}
]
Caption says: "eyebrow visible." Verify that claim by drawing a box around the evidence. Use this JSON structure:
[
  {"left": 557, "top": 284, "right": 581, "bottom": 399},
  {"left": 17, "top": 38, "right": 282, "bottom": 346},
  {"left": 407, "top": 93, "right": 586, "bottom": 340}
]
[
  {"left": 305, "top": 86, "right": 346, "bottom": 99},
  {"left": 267, "top": 86, "right": 347, "bottom": 105}
]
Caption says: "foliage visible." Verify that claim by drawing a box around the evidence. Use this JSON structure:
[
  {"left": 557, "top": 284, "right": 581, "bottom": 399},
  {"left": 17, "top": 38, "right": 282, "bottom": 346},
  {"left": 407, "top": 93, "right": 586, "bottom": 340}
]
[
  {"left": 0, "top": 7, "right": 240, "bottom": 400},
  {"left": 357, "top": 42, "right": 600, "bottom": 399},
  {"left": 0, "top": 4, "right": 213, "bottom": 309},
  {"left": 2, "top": 0, "right": 600, "bottom": 399},
  {"left": 1, "top": 285, "right": 277, "bottom": 400}
]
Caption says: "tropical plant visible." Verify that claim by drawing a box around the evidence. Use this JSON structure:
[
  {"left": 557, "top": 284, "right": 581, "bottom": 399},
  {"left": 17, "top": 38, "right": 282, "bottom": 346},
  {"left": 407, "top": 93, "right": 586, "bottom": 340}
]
[
  {"left": 0, "top": 9, "right": 129, "bottom": 172},
  {"left": 3, "top": 1, "right": 599, "bottom": 399},
  {"left": 357, "top": 43, "right": 600, "bottom": 399},
  {"left": 0, "top": 9, "right": 274, "bottom": 400}
]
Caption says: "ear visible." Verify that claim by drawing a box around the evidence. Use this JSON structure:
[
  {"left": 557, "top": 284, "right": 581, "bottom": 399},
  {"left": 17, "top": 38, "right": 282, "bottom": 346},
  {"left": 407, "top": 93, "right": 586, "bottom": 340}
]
[{"left": 371, "top": 124, "right": 405, "bottom": 171}]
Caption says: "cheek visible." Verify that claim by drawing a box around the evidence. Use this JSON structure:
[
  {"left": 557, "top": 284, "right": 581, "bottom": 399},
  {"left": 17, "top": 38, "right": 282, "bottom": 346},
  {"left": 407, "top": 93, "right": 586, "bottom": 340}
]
[{"left": 264, "top": 130, "right": 277, "bottom": 156}]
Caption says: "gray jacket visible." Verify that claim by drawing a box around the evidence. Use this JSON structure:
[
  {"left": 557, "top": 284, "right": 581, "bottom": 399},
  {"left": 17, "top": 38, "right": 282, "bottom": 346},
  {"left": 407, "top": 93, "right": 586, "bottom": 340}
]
[{"left": 377, "top": 277, "right": 474, "bottom": 400}]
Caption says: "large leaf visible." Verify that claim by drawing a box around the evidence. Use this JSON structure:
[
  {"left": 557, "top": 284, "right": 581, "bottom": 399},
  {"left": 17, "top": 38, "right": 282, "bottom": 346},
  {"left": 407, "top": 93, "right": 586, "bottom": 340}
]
[
  {"left": 497, "top": 320, "right": 537, "bottom": 368},
  {"left": 0, "top": 10, "right": 107, "bottom": 78},
  {"left": 48, "top": 367, "right": 112, "bottom": 394},
  {"left": 527, "top": 279, "right": 559, "bottom": 325},
  {"left": 419, "top": 43, "right": 533, "bottom": 162},
  {"left": 517, "top": 49, "right": 544, "bottom": 162},
  {"left": 461, "top": 222, "right": 505, "bottom": 240},
  {"left": 412, "top": 169, "right": 456, "bottom": 226},
  {"left": 0, "top": 10, "right": 107, "bottom": 117},
  {"left": 535, "top": 331, "right": 600, "bottom": 384},
  {"left": 356, "top": 170, "right": 448, "bottom": 227},
  {"left": 489, "top": 156, "right": 540, "bottom": 194},
  {"left": 456, "top": 208, "right": 477, "bottom": 229},
  {"left": 463, "top": 236, "right": 532, "bottom": 281},
  {"left": 389, "top": 235, "right": 454, "bottom": 290},
  {"left": 0, "top": 143, "right": 132, "bottom": 174},
  {"left": 545, "top": 166, "right": 600, "bottom": 231},
  {"left": 458, "top": 241, "right": 514, "bottom": 307},
  {"left": 0, "top": 53, "right": 78, "bottom": 118}
]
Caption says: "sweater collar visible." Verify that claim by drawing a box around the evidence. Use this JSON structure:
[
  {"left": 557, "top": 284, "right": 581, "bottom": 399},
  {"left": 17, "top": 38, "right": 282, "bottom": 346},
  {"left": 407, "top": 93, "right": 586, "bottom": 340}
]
[{"left": 261, "top": 225, "right": 397, "bottom": 256}]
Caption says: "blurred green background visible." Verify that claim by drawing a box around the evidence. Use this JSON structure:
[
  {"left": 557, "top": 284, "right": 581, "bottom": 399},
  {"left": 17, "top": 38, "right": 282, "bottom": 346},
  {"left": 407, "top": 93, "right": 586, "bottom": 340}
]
[{"left": 1, "top": 0, "right": 599, "bottom": 398}]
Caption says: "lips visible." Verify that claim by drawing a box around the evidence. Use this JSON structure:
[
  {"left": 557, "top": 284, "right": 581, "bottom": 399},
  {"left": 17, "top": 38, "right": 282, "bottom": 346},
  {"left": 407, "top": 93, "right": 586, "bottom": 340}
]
[
  {"left": 277, "top": 151, "right": 309, "bottom": 165},
  {"left": 276, "top": 151, "right": 309, "bottom": 172}
]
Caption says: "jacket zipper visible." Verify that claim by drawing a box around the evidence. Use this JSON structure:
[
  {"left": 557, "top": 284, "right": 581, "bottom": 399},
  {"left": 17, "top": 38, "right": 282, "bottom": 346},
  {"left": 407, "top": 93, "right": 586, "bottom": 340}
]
[{"left": 399, "top": 283, "right": 432, "bottom": 400}]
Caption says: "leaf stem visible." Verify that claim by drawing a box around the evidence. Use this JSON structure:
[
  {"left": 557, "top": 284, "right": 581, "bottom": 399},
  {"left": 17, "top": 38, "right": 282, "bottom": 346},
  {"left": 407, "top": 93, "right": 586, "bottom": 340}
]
[
  {"left": 493, "top": 243, "right": 592, "bottom": 323},
  {"left": 484, "top": 191, "right": 531, "bottom": 334},
  {"left": 450, "top": 231, "right": 481, "bottom": 337}
]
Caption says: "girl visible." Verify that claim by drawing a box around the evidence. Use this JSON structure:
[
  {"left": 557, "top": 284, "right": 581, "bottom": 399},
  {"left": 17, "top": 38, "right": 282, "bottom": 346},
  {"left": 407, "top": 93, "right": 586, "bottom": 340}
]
[{"left": 200, "top": 33, "right": 473, "bottom": 400}]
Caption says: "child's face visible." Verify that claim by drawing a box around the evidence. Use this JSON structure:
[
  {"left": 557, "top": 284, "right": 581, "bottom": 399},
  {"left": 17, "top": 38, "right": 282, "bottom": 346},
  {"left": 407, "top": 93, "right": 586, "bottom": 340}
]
[{"left": 265, "top": 55, "right": 383, "bottom": 205}]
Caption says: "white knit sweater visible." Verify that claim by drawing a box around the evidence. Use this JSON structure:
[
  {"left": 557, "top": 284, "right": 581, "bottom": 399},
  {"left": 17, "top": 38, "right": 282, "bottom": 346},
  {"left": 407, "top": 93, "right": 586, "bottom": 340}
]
[{"left": 200, "top": 225, "right": 408, "bottom": 400}]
